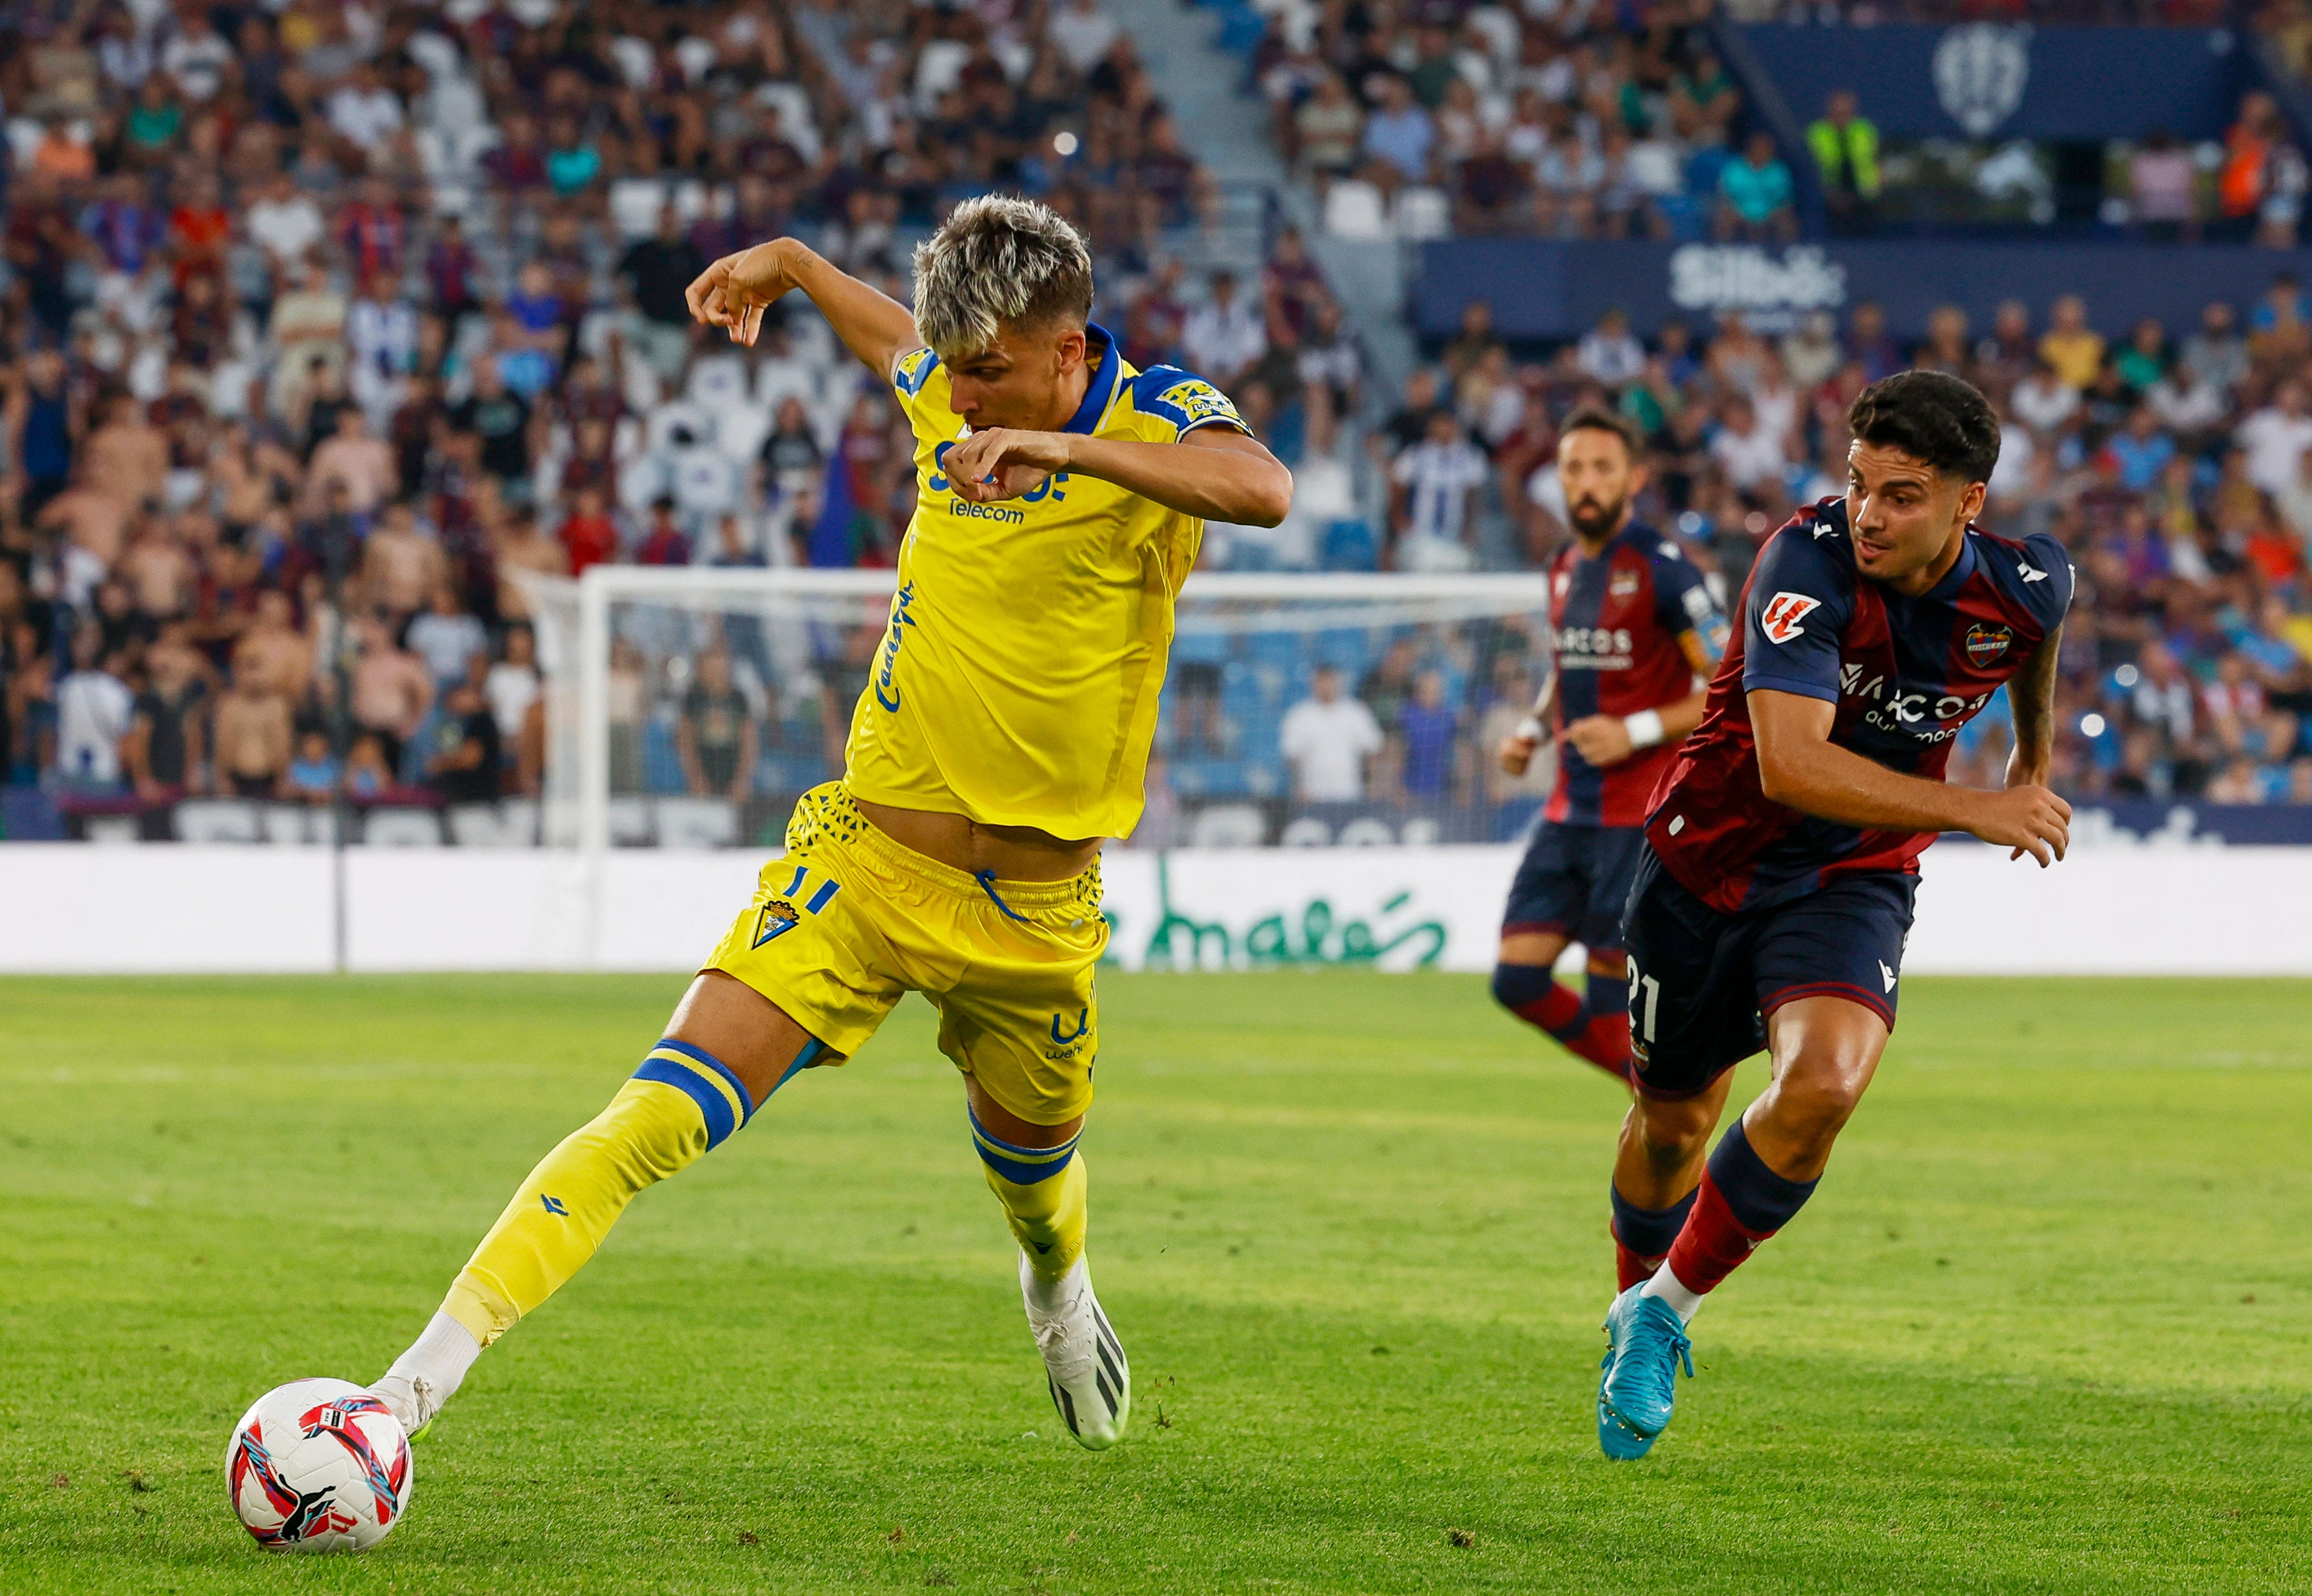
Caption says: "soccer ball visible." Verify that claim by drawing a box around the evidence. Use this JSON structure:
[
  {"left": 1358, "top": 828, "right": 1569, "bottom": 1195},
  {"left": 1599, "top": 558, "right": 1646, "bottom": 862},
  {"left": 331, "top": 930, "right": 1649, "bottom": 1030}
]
[{"left": 224, "top": 1378, "right": 413, "bottom": 1552}]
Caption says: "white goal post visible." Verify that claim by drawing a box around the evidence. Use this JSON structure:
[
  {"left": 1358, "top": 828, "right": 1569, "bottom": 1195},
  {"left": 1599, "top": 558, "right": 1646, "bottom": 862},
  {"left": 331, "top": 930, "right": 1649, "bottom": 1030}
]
[{"left": 521, "top": 564, "right": 1561, "bottom": 965}]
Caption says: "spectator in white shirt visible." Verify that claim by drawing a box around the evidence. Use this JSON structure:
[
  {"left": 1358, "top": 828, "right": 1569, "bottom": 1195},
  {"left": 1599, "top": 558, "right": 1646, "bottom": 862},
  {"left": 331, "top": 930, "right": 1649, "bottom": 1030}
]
[
  {"left": 160, "top": 15, "right": 235, "bottom": 101},
  {"left": 1390, "top": 410, "right": 1488, "bottom": 564},
  {"left": 244, "top": 171, "right": 327, "bottom": 271},
  {"left": 1278, "top": 664, "right": 1386, "bottom": 802},
  {"left": 1182, "top": 271, "right": 1267, "bottom": 393},
  {"left": 2236, "top": 380, "right": 2312, "bottom": 494},
  {"left": 2009, "top": 359, "right": 2080, "bottom": 436},
  {"left": 55, "top": 628, "right": 136, "bottom": 790},
  {"left": 1708, "top": 396, "right": 1787, "bottom": 491},
  {"left": 328, "top": 62, "right": 406, "bottom": 155},
  {"left": 1575, "top": 309, "right": 1645, "bottom": 388},
  {"left": 1049, "top": 0, "right": 1121, "bottom": 75},
  {"left": 2144, "top": 361, "right": 2227, "bottom": 437},
  {"left": 485, "top": 626, "right": 543, "bottom": 745},
  {"left": 407, "top": 584, "right": 490, "bottom": 688}
]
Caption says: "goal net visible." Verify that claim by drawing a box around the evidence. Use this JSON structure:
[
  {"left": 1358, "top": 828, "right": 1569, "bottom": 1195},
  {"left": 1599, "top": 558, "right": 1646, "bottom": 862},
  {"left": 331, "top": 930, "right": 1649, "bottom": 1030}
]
[{"left": 521, "top": 565, "right": 1565, "bottom": 862}]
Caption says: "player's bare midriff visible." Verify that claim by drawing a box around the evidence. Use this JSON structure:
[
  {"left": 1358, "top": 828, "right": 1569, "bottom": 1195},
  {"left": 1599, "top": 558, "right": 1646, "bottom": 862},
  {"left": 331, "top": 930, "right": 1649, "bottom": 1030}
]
[{"left": 852, "top": 795, "right": 1102, "bottom": 881}]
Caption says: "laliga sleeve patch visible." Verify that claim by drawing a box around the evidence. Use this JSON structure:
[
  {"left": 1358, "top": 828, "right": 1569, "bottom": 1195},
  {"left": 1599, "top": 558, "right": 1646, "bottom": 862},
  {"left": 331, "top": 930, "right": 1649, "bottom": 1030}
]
[
  {"left": 892, "top": 347, "right": 940, "bottom": 397},
  {"left": 1135, "top": 368, "right": 1248, "bottom": 434},
  {"left": 1759, "top": 591, "right": 1821, "bottom": 644}
]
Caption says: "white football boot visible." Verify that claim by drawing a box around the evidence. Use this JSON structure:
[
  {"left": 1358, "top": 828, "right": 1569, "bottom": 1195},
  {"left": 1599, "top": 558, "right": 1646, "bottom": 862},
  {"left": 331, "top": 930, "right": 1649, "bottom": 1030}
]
[
  {"left": 368, "top": 1311, "right": 481, "bottom": 1445},
  {"left": 367, "top": 1373, "right": 444, "bottom": 1444},
  {"left": 1020, "top": 1253, "right": 1130, "bottom": 1449}
]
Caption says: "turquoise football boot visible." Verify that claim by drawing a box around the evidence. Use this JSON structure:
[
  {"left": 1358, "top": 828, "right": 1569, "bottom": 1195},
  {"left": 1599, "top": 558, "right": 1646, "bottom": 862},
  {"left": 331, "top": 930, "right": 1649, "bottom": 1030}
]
[{"left": 1596, "top": 1284, "right": 1694, "bottom": 1459}]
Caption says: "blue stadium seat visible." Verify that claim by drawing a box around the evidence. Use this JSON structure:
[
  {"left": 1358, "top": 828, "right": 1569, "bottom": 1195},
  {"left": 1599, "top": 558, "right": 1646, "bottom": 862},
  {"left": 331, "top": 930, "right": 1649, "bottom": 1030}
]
[{"left": 1321, "top": 520, "right": 1378, "bottom": 571}]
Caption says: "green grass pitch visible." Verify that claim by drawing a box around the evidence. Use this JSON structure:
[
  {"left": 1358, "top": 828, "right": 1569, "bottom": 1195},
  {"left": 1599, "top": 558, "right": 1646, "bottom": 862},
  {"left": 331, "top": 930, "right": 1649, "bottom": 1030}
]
[{"left": 1, "top": 972, "right": 2306, "bottom": 1594}]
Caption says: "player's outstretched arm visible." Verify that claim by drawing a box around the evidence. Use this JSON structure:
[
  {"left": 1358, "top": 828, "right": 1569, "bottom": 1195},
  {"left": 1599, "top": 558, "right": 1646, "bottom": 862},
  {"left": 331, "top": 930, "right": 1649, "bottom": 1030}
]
[
  {"left": 2001, "top": 622, "right": 2064, "bottom": 858},
  {"left": 1749, "top": 688, "right": 2071, "bottom": 866},
  {"left": 943, "top": 426, "right": 1294, "bottom": 528},
  {"left": 684, "top": 238, "right": 920, "bottom": 382}
]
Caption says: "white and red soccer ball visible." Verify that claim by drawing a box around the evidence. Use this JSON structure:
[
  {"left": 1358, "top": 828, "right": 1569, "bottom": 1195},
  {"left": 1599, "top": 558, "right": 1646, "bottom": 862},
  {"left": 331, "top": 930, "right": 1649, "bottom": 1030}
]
[{"left": 225, "top": 1378, "right": 412, "bottom": 1552}]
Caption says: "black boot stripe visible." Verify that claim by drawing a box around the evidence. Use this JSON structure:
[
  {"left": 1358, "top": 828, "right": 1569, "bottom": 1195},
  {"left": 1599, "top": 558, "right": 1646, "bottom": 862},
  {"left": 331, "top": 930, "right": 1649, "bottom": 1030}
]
[{"left": 1095, "top": 1369, "right": 1119, "bottom": 1418}]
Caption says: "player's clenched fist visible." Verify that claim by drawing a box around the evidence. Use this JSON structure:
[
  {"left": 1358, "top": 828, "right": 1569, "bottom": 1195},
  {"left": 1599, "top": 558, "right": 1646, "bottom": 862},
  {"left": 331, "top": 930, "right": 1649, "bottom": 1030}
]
[
  {"left": 1970, "top": 784, "right": 2072, "bottom": 867},
  {"left": 943, "top": 427, "right": 1072, "bottom": 503},
  {"left": 684, "top": 239, "right": 798, "bottom": 346}
]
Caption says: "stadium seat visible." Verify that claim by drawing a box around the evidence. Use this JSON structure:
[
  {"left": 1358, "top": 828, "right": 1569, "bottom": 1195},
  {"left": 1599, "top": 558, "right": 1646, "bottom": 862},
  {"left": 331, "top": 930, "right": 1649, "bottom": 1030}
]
[
  {"left": 174, "top": 800, "right": 262, "bottom": 844},
  {"left": 654, "top": 798, "right": 739, "bottom": 849},
  {"left": 360, "top": 809, "right": 445, "bottom": 847},
  {"left": 1320, "top": 521, "right": 1378, "bottom": 572},
  {"left": 1188, "top": 803, "right": 1266, "bottom": 848},
  {"left": 448, "top": 802, "right": 541, "bottom": 848}
]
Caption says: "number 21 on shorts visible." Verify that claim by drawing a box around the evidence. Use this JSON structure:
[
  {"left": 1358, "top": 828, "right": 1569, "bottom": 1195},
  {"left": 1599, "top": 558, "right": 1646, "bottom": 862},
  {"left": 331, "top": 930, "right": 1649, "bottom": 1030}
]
[{"left": 1626, "top": 956, "right": 1662, "bottom": 1057}]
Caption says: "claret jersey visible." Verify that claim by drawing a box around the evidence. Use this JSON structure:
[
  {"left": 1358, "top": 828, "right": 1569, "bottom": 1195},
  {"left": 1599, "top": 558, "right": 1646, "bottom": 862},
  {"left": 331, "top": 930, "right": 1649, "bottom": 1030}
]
[
  {"left": 1545, "top": 521, "right": 1728, "bottom": 826},
  {"left": 842, "top": 323, "right": 1249, "bottom": 840},
  {"left": 1644, "top": 497, "right": 2074, "bottom": 913}
]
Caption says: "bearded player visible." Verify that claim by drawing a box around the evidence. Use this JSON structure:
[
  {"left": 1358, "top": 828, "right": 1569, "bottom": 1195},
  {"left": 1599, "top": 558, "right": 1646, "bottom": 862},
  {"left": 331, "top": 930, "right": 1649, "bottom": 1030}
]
[
  {"left": 1492, "top": 409, "right": 1725, "bottom": 1124},
  {"left": 361, "top": 198, "right": 1290, "bottom": 1452},
  {"left": 1594, "top": 370, "right": 2072, "bottom": 1458}
]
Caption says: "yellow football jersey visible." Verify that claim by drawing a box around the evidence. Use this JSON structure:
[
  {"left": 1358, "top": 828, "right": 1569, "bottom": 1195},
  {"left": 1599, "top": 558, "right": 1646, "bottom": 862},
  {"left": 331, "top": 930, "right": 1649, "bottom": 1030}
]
[{"left": 842, "top": 324, "right": 1249, "bottom": 840}]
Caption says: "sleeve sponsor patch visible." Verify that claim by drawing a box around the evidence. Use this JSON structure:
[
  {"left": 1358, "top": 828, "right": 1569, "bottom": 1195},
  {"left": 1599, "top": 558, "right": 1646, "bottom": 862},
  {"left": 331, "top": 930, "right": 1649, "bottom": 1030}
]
[{"left": 1759, "top": 591, "right": 1821, "bottom": 644}]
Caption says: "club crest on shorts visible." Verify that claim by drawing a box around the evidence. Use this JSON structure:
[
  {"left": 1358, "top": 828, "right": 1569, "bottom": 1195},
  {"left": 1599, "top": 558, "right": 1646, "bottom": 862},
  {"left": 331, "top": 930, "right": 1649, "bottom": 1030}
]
[
  {"left": 1760, "top": 591, "right": 1820, "bottom": 644},
  {"left": 753, "top": 900, "right": 800, "bottom": 948},
  {"left": 1963, "top": 622, "right": 2013, "bottom": 667},
  {"left": 749, "top": 866, "right": 844, "bottom": 948}
]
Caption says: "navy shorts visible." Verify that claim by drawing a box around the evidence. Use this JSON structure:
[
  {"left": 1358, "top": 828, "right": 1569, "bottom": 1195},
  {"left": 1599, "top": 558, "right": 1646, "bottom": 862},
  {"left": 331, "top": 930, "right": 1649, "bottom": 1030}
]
[
  {"left": 1501, "top": 821, "right": 1649, "bottom": 954},
  {"left": 1621, "top": 844, "right": 1918, "bottom": 1101}
]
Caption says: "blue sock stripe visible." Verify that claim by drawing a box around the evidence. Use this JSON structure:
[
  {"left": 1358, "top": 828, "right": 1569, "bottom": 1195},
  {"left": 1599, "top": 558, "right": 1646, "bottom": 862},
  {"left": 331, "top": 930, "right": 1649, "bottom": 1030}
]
[
  {"left": 651, "top": 1037, "right": 756, "bottom": 1122},
  {"left": 965, "top": 1105, "right": 1079, "bottom": 1160},
  {"left": 632, "top": 1057, "right": 736, "bottom": 1149},
  {"left": 967, "top": 1106, "right": 1078, "bottom": 1184},
  {"left": 974, "top": 1137, "right": 1076, "bottom": 1186},
  {"left": 1609, "top": 1182, "right": 1697, "bottom": 1258},
  {"left": 1710, "top": 1120, "right": 1818, "bottom": 1234}
]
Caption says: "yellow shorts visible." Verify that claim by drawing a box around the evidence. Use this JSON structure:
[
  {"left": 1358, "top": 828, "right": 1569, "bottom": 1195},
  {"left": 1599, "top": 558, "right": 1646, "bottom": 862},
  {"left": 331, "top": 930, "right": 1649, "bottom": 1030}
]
[{"left": 702, "top": 783, "right": 1106, "bottom": 1126}]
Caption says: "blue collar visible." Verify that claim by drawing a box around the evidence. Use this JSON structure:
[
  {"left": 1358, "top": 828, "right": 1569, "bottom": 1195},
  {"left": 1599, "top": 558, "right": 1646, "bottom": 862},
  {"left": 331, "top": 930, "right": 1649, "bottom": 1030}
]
[
  {"left": 1060, "top": 323, "right": 1122, "bottom": 435},
  {"left": 1922, "top": 529, "right": 1978, "bottom": 601}
]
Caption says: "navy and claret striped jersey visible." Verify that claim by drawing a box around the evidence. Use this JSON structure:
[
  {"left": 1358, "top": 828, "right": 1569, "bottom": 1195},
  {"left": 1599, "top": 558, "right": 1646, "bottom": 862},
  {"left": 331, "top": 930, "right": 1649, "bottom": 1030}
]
[
  {"left": 1644, "top": 497, "right": 2074, "bottom": 914},
  {"left": 1545, "top": 521, "right": 1728, "bottom": 827}
]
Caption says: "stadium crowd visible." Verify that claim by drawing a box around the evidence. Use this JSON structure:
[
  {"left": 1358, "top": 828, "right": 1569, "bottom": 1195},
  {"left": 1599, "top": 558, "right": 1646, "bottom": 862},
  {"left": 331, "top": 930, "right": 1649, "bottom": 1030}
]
[
  {"left": 1249, "top": 0, "right": 2312, "bottom": 247},
  {"left": 0, "top": 0, "right": 2308, "bottom": 839},
  {"left": 0, "top": 0, "right": 1268, "bottom": 828}
]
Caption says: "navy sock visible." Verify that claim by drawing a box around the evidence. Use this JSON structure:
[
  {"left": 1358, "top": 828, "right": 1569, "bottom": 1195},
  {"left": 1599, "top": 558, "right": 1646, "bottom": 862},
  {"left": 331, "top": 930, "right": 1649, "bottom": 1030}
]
[
  {"left": 1582, "top": 969, "right": 1628, "bottom": 1024},
  {"left": 1708, "top": 1119, "right": 1819, "bottom": 1233},
  {"left": 1490, "top": 961, "right": 1558, "bottom": 1011},
  {"left": 1609, "top": 1181, "right": 1696, "bottom": 1258}
]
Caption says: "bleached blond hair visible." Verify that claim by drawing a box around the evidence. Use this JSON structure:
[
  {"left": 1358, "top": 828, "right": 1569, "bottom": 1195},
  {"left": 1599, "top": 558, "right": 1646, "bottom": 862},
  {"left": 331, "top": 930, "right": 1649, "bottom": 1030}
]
[{"left": 911, "top": 196, "right": 1095, "bottom": 361}]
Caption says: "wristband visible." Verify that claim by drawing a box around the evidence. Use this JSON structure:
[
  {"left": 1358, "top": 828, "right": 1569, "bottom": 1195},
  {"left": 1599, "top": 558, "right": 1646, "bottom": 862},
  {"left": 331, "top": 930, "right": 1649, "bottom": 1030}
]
[
  {"left": 1514, "top": 716, "right": 1545, "bottom": 742},
  {"left": 1623, "top": 709, "right": 1666, "bottom": 749}
]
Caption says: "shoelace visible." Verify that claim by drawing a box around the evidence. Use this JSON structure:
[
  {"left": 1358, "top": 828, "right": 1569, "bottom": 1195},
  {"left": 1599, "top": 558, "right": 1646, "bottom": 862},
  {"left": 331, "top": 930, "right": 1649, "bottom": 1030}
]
[
  {"left": 1031, "top": 1295, "right": 1097, "bottom": 1377},
  {"left": 1630, "top": 1307, "right": 1695, "bottom": 1381}
]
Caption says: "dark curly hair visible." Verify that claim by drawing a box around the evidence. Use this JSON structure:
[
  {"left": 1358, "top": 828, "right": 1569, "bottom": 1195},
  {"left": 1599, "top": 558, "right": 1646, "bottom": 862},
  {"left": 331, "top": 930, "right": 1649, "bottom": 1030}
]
[{"left": 1846, "top": 370, "right": 2000, "bottom": 486}]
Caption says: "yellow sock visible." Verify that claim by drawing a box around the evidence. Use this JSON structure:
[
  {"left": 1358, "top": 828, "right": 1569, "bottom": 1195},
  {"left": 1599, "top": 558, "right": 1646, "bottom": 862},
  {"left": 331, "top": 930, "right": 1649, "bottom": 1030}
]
[
  {"left": 441, "top": 1040, "right": 756, "bottom": 1347},
  {"left": 971, "top": 1110, "right": 1088, "bottom": 1282}
]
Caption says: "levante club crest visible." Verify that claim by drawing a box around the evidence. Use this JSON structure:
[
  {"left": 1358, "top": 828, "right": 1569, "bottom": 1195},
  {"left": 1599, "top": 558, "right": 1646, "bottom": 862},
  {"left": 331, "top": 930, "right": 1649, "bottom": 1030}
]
[{"left": 1964, "top": 622, "right": 2014, "bottom": 667}]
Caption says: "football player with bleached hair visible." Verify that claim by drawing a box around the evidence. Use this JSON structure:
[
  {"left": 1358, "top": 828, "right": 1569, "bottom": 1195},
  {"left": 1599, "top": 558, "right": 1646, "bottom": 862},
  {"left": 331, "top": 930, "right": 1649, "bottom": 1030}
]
[{"left": 363, "top": 197, "right": 1291, "bottom": 1453}]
